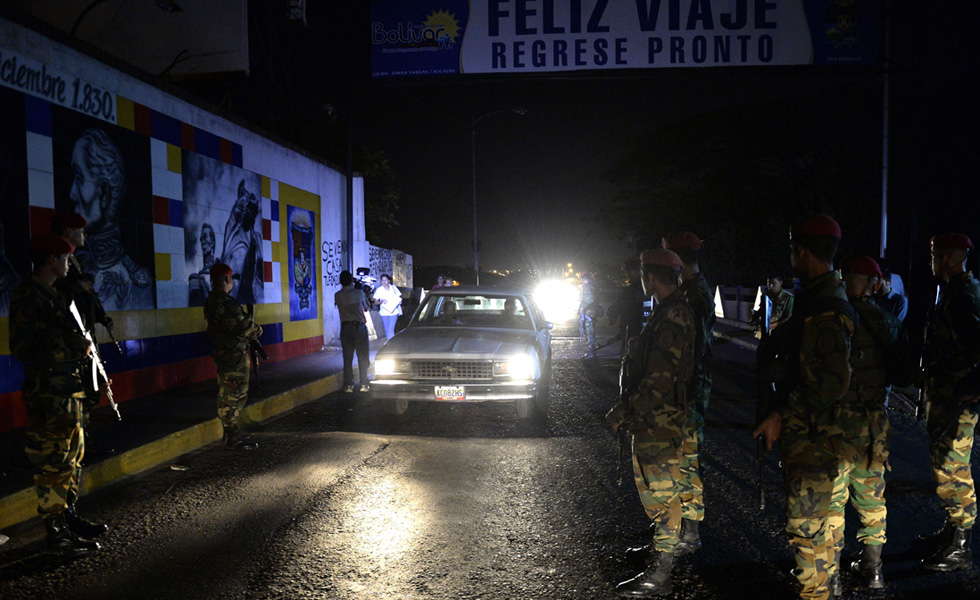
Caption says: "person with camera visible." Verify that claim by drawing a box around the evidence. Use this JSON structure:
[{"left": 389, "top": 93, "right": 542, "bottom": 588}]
[
  {"left": 204, "top": 263, "right": 262, "bottom": 449},
  {"left": 336, "top": 270, "right": 372, "bottom": 393}
]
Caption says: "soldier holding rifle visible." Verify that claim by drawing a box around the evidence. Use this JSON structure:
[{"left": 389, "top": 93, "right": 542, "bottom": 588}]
[
  {"left": 753, "top": 214, "right": 855, "bottom": 600},
  {"left": 918, "top": 233, "right": 980, "bottom": 572},
  {"left": 606, "top": 248, "right": 699, "bottom": 598},
  {"left": 9, "top": 233, "right": 106, "bottom": 556}
]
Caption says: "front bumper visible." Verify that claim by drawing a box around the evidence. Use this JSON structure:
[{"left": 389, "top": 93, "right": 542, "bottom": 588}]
[{"left": 370, "top": 379, "right": 538, "bottom": 402}]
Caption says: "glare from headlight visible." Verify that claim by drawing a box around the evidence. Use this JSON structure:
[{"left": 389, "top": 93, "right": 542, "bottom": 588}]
[
  {"left": 497, "top": 355, "right": 534, "bottom": 380},
  {"left": 533, "top": 280, "right": 581, "bottom": 322},
  {"left": 375, "top": 359, "right": 396, "bottom": 376}
]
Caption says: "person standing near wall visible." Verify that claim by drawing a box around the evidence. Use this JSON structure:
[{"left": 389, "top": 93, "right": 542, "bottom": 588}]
[
  {"left": 204, "top": 263, "right": 262, "bottom": 450},
  {"left": 373, "top": 273, "right": 402, "bottom": 340},
  {"left": 336, "top": 270, "right": 371, "bottom": 393},
  {"left": 9, "top": 233, "right": 104, "bottom": 556}
]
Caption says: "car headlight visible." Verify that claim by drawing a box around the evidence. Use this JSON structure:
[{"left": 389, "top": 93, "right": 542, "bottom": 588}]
[
  {"left": 494, "top": 355, "right": 535, "bottom": 380},
  {"left": 375, "top": 359, "right": 397, "bottom": 376}
]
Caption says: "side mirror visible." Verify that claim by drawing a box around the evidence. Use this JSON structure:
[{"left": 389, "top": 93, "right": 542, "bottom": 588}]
[{"left": 544, "top": 321, "right": 554, "bottom": 330}]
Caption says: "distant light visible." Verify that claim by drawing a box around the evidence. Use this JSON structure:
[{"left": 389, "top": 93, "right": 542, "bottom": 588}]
[{"left": 534, "top": 280, "right": 580, "bottom": 323}]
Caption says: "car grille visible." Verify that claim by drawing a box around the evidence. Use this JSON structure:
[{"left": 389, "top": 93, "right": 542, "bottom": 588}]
[{"left": 411, "top": 360, "right": 493, "bottom": 381}]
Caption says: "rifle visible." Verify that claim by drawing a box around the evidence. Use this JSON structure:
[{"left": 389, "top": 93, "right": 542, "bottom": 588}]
[
  {"left": 616, "top": 325, "right": 635, "bottom": 486},
  {"left": 68, "top": 300, "right": 121, "bottom": 420},
  {"left": 754, "top": 293, "right": 774, "bottom": 510},
  {"left": 245, "top": 304, "right": 266, "bottom": 389},
  {"left": 104, "top": 324, "right": 122, "bottom": 355},
  {"left": 917, "top": 284, "right": 941, "bottom": 420}
]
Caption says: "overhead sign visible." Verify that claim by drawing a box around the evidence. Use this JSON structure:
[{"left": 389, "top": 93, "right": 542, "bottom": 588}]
[{"left": 371, "top": 0, "right": 879, "bottom": 77}]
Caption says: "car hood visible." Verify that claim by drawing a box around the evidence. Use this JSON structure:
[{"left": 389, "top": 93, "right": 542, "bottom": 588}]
[{"left": 380, "top": 327, "right": 538, "bottom": 357}]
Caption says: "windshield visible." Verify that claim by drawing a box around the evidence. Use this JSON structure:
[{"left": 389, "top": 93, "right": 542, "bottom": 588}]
[{"left": 413, "top": 294, "right": 533, "bottom": 330}]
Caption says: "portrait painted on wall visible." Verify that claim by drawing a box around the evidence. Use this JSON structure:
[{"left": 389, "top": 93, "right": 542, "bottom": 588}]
[
  {"left": 287, "top": 205, "right": 317, "bottom": 322},
  {"left": 0, "top": 88, "right": 30, "bottom": 317},
  {"left": 182, "top": 152, "right": 263, "bottom": 306},
  {"left": 51, "top": 106, "right": 155, "bottom": 311}
]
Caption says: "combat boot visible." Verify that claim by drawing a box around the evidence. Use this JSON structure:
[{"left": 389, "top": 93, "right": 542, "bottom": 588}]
[
  {"left": 849, "top": 544, "right": 885, "bottom": 589},
  {"left": 674, "top": 519, "right": 701, "bottom": 557},
  {"left": 615, "top": 550, "right": 674, "bottom": 598},
  {"left": 223, "top": 425, "right": 257, "bottom": 450},
  {"left": 44, "top": 513, "right": 100, "bottom": 557},
  {"left": 916, "top": 518, "right": 953, "bottom": 554},
  {"left": 624, "top": 542, "right": 652, "bottom": 567},
  {"left": 64, "top": 504, "right": 108, "bottom": 539},
  {"left": 922, "top": 526, "right": 973, "bottom": 572}
]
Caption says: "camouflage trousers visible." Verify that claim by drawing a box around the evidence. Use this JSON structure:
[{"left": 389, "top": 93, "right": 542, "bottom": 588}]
[
  {"left": 216, "top": 355, "right": 250, "bottom": 429},
  {"left": 679, "top": 425, "right": 704, "bottom": 522},
  {"left": 581, "top": 316, "right": 595, "bottom": 352},
  {"left": 926, "top": 397, "right": 978, "bottom": 529},
  {"left": 827, "top": 409, "right": 890, "bottom": 579},
  {"left": 23, "top": 394, "right": 86, "bottom": 516},
  {"left": 782, "top": 416, "right": 841, "bottom": 600},
  {"left": 632, "top": 431, "right": 690, "bottom": 553}
]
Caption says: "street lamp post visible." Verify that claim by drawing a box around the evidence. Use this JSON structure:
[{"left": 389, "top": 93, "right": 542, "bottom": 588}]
[{"left": 471, "top": 107, "right": 526, "bottom": 285}]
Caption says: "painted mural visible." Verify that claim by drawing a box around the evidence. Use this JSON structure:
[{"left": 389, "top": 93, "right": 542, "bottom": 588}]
[
  {"left": 51, "top": 106, "right": 155, "bottom": 311},
  {"left": 182, "top": 152, "right": 263, "bottom": 306},
  {"left": 0, "top": 86, "right": 29, "bottom": 317},
  {"left": 287, "top": 205, "right": 317, "bottom": 321}
]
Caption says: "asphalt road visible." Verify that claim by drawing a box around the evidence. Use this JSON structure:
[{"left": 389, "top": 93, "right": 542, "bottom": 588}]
[{"left": 1, "top": 323, "right": 978, "bottom": 599}]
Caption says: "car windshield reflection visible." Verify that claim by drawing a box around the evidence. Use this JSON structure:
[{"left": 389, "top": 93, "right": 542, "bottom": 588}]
[{"left": 413, "top": 294, "right": 533, "bottom": 330}]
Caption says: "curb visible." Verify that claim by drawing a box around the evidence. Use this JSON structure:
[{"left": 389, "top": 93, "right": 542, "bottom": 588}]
[{"left": 0, "top": 371, "right": 343, "bottom": 530}]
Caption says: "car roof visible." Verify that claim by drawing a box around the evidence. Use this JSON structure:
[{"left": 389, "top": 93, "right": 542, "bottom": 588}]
[{"left": 427, "top": 285, "right": 530, "bottom": 297}]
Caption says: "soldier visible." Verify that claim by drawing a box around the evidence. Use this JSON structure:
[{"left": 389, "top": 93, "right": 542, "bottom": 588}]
[
  {"left": 9, "top": 233, "right": 103, "bottom": 556},
  {"left": 753, "top": 214, "right": 855, "bottom": 600},
  {"left": 918, "top": 233, "right": 980, "bottom": 572},
  {"left": 662, "top": 231, "right": 715, "bottom": 557},
  {"left": 606, "top": 257, "right": 647, "bottom": 348},
  {"left": 606, "top": 248, "right": 699, "bottom": 598},
  {"left": 827, "top": 256, "right": 912, "bottom": 593},
  {"left": 52, "top": 211, "right": 115, "bottom": 458},
  {"left": 580, "top": 271, "right": 598, "bottom": 358},
  {"left": 204, "top": 262, "right": 262, "bottom": 449}
]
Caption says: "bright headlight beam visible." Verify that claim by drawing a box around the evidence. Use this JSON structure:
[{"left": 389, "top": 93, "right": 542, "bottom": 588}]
[
  {"left": 375, "top": 359, "right": 396, "bottom": 376},
  {"left": 533, "top": 280, "right": 581, "bottom": 323}
]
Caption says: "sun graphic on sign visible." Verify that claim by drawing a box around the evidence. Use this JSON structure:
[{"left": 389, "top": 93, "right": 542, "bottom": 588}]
[{"left": 424, "top": 9, "right": 461, "bottom": 45}]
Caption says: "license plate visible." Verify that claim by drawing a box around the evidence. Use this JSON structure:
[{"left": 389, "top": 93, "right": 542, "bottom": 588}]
[{"left": 434, "top": 386, "right": 465, "bottom": 400}]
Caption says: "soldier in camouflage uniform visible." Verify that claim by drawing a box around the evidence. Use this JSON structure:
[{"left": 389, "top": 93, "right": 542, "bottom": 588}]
[
  {"left": 9, "top": 233, "right": 101, "bottom": 556},
  {"left": 204, "top": 263, "right": 262, "bottom": 450},
  {"left": 607, "top": 248, "right": 699, "bottom": 598},
  {"left": 754, "top": 215, "right": 854, "bottom": 600},
  {"left": 662, "top": 231, "right": 715, "bottom": 557},
  {"left": 52, "top": 211, "right": 116, "bottom": 462},
  {"left": 919, "top": 233, "right": 980, "bottom": 572},
  {"left": 825, "top": 256, "right": 912, "bottom": 593},
  {"left": 580, "top": 271, "right": 598, "bottom": 358}
]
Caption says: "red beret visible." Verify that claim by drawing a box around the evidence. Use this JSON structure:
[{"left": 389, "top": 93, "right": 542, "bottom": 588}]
[
  {"left": 51, "top": 211, "right": 88, "bottom": 229},
  {"left": 791, "top": 214, "right": 841, "bottom": 240},
  {"left": 661, "top": 231, "right": 703, "bottom": 250},
  {"left": 931, "top": 233, "right": 974, "bottom": 250},
  {"left": 840, "top": 255, "right": 881, "bottom": 278},
  {"left": 31, "top": 232, "right": 74, "bottom": 255},
  {"left": 640, "top": 248, "right": 683, "bottom": 270},
  {"left": 209, "top": 263, "right": 233, "bottom": 280}
]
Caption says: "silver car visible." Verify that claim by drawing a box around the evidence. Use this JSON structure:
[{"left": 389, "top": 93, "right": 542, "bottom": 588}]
[{"left": 371, "top": 286, "right": 553, "bottom": 420}]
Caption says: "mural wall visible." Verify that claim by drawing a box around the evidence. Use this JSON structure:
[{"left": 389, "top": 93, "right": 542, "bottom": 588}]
[{"left": 0, "top": 19, "right": 413, "bottom": 432}]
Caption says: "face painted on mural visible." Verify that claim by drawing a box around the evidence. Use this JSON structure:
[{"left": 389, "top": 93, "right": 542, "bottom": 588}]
[{"left": 70, "top": 141, "right": 105, "bottom": 226}]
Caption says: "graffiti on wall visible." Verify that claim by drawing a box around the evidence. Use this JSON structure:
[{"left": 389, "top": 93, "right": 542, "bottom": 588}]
[
  {"left": 287, "top": 205, "right": 317, "bottom": 321},
  {"left": 183, "top": 153, "right": 263, "bottom": 306},
  {"left": 368, "top": 245, "right": 393, "bottom": 283},
  {"left": 321, "top": 239, "right": 348, "bottom": 287},
  {"left": 52, "top": 107, "right": 155, "bottom": 311}
]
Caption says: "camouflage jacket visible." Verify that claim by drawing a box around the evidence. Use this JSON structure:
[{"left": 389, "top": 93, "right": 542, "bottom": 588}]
[
  {"left": 842, "top": 296, "right": 909, "bottom": 410},
  {"left": 924, "top": 271, "right": 980, "bottom": 398},
  {"left": 9, "top": 277, "right": 89, "bottom": 397},
  {"left": 580, "top": 280, "right": 597, "bottom": 318},
  {"left": 627, "top": 289, "right": 698, "bottom": 445},
  {"left": 775, "top": 270, "right": 854, "bottom": 425},
  {"left": 204, "top": 289, "right": 262, "bottom": 368},
  {"left": 678, "top": 273, "right": 714, "bottom": 420}
]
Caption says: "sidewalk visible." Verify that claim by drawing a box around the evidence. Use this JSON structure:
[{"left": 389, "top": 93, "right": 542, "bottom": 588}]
[{"left": 0, "top": 342, "right": 380, "bottom": 531}]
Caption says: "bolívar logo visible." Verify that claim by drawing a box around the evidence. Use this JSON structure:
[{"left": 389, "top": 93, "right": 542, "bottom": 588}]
[{"left": 372, "top": 9, "right": 461, "bottom": 48}]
